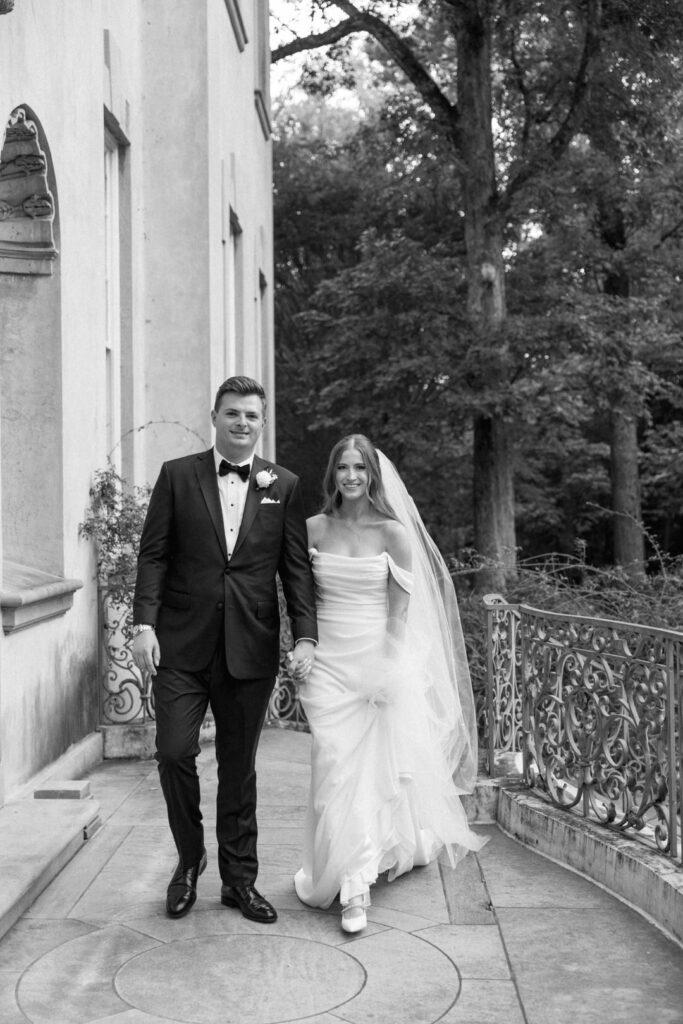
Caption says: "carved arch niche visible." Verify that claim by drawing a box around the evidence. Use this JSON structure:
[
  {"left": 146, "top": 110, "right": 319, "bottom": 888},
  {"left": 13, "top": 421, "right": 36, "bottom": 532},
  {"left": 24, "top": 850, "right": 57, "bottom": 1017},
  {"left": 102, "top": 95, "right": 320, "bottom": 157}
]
[
  {"left": 0, "top": 104, "right": 64, "bottom": 587},
  {"left": 0, "top": 106, "right": 58, "bottom": 275}
]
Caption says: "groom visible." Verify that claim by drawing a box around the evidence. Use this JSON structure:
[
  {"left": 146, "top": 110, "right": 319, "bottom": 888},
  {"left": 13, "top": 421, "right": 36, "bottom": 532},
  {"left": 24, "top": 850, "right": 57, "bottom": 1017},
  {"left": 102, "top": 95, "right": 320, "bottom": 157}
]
[{"left": 132, "top": 375, "right": 317, "bottom": 921}]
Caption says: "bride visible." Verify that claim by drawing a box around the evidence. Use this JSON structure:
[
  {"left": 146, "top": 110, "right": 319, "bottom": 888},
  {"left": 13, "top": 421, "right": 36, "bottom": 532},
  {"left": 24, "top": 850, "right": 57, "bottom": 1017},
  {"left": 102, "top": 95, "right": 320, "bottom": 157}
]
[{"left": 293, "top": 434, "right": 486, "bottom": 933}]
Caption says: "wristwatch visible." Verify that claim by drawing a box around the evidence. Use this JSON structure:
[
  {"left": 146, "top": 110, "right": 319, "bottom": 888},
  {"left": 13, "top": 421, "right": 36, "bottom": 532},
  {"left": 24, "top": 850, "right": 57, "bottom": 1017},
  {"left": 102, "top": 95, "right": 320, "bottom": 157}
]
[{"left": 133, "top": 624, "right": 155, "bottom": 636}]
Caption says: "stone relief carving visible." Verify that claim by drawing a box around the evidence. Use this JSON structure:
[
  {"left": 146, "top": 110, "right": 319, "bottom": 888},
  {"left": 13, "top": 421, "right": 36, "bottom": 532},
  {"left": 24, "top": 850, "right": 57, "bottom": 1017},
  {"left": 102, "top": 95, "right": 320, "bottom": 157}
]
[
  {"left": 0, "top": 152, "right": 46, "bottom": 179},
  {"left": 0, "top": 107, "right": 57, "bottom": 273}
]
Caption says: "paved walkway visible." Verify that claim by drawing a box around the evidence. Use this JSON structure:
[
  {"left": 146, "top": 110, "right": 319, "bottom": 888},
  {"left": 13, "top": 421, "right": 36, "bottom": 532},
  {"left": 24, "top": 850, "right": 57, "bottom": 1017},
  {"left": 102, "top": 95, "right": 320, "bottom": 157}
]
[{"left": 1, "top": 727, "right": 682, "bottom": 1024}]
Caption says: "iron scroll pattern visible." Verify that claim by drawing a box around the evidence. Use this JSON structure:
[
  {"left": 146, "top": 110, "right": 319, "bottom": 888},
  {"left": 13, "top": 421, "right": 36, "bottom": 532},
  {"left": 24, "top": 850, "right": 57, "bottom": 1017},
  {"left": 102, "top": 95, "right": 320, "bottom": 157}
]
[
  {"left": 488, "top": 600, "right": 682, "bottom": 861},
  {"left": 265, "top": 579, "right": 309, "bottom": 731},
  {"left": 484, "top": 595, "right": 523, "bottom": 766},
  {"left": 98, "top": 581, "right": 308, "bottom": 731},
  {"left": 99, "top": 587, "right": 155, "bottom": 725}
]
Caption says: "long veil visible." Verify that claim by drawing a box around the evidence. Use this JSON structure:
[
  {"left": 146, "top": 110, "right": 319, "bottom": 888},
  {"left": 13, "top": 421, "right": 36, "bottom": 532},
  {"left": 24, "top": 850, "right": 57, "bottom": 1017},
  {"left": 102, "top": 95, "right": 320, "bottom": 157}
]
[{"left": 378, "top": 450, "right": 478, "bottom": 795}]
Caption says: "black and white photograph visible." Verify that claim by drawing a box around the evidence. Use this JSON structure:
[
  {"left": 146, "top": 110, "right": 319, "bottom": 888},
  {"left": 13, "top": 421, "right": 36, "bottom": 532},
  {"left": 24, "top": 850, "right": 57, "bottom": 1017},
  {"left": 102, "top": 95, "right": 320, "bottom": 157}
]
[{"left": 0, "top": 3, "right": 682, "bottom": 1023}]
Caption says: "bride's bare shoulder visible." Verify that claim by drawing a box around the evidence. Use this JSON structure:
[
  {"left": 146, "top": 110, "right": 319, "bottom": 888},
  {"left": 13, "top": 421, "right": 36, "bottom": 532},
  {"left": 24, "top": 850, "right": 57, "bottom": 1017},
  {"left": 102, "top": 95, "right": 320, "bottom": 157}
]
[
  {"left": 306, "top": 512, "right": 329, "bottom": 546},
  {"left": 382, "top": 518, "right": 411, "bottom": 568}
]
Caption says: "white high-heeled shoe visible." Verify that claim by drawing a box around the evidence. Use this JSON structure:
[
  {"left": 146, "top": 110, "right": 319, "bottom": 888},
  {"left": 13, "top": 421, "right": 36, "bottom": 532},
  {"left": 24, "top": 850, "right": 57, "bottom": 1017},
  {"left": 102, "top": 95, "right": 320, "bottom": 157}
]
[{"left": 341, "top": 894, "right": 368, "bottom": 934}]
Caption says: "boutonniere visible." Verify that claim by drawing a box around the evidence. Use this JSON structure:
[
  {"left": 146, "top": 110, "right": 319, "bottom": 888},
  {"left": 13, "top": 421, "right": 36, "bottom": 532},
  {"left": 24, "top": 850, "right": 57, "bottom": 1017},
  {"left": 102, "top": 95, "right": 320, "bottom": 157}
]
[{"left": 255, "top": 468, "right": 278, "bottom": 490}]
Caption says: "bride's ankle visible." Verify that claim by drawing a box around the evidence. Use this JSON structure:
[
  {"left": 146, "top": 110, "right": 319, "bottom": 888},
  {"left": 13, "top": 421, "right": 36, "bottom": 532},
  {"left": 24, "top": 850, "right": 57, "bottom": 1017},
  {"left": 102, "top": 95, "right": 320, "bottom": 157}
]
[
  {"left": 342, "top": 890, "right": 370, "bottom": 914},
  {"left": 341, "top": 892, "right": 369, "bottom": 933}
]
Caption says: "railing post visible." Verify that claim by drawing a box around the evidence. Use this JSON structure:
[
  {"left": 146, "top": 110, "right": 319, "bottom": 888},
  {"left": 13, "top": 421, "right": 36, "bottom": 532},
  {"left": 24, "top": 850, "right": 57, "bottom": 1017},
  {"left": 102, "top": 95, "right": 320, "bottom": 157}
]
[
  {"left": 520, "top": 608, "right": 530, "bottom": 783},
  {"left": 674, "top": 638, "right": 682, "bottom": 862},
  {"left": 486, "top": 601, "right": 496, "bottom": 776}
]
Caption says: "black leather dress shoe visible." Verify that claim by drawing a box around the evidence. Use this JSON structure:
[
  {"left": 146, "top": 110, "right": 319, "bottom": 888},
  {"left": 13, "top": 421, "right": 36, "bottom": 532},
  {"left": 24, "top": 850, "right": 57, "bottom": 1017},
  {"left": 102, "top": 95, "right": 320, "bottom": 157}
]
[
  {"left": 221, "top": 883, "right": 278, "bottom": 923},
  {"left": 166, "top": 849, "right": 207, "bottom": 918}
]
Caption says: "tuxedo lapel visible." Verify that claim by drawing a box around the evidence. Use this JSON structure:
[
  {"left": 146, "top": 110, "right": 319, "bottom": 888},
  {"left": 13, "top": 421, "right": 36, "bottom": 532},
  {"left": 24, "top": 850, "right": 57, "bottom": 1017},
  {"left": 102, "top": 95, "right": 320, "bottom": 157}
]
[
  {"left": 231, "top": 455, "right": 267, "bottom": 559},
  {"left": 195, "top": 449, "right": 228, "bottom": 561}
]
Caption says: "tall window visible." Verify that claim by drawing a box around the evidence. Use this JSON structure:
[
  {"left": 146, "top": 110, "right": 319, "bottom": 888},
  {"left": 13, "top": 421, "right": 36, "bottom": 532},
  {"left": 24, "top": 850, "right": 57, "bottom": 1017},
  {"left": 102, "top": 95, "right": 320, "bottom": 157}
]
[
  {"left": 104, "top": 128, "right": 121, "bottom": 467},
  {"left": 226, "top": 205, "right": 244, "bottom": 373}
]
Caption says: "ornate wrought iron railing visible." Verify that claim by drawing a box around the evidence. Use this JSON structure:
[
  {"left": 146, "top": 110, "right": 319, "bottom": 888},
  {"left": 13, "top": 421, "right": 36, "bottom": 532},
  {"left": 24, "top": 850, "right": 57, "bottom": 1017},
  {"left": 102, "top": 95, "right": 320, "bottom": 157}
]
[
  {"left": 98, "top": 586, "right": 154, "bottom": 725},
  {"left": 266, "top": 583, "right": 309, "bottom": 730},
  {"left": 98, "top": 582, "right": 306, "bottom": 730},
  {"left": 266, "top": 674, "right": 308, "bottom": 730},
  {"left": 485, "top": 594, "right": 683, "bottom": 862}
]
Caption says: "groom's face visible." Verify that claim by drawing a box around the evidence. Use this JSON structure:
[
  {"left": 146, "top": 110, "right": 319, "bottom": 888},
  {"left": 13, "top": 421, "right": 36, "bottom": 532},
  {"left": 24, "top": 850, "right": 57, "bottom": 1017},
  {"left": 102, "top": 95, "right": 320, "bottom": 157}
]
[{"left": 212, "top": 392, "right": 266, "bottom": 461}]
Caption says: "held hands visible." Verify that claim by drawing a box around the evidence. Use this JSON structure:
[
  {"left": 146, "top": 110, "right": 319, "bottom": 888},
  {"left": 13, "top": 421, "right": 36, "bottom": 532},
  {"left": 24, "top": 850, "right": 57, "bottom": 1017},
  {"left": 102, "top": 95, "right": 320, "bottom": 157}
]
[
  {"left": 132, "top": 630, "right": 160, "bottom": 683},
  {"left": 288, "top": 640, "right": 315, "bottom": 684}
]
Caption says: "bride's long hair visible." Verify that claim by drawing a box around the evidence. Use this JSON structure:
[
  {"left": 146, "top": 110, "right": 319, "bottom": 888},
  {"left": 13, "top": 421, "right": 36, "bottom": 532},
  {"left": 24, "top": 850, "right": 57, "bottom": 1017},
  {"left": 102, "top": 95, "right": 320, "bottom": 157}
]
[{"left": 321, "top": 434, "right": 397, "bottom": 520}]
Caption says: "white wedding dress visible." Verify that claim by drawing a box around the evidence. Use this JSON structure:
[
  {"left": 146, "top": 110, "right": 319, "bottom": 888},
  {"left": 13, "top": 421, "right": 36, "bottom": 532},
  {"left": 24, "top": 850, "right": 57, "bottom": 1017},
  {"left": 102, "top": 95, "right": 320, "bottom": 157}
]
[{"left": 294, "top": 548, "right": 486, "bottom": 910}]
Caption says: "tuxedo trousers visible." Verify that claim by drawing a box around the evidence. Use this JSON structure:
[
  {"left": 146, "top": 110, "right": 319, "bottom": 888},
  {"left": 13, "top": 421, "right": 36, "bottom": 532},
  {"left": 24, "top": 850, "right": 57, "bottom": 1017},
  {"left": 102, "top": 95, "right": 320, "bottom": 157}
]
[{"left": 152, "top": 635, "right": 275, "bottom": 886}]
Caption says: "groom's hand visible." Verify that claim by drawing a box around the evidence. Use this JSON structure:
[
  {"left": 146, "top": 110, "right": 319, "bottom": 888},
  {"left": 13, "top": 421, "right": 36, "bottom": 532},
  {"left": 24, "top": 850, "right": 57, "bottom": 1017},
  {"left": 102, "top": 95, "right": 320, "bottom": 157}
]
[
  {"left": 289, "top": 640, "right": 315, "bottom": 682},
  {"left": 132, "top": 630, "right": 160, "bottom": 683}
]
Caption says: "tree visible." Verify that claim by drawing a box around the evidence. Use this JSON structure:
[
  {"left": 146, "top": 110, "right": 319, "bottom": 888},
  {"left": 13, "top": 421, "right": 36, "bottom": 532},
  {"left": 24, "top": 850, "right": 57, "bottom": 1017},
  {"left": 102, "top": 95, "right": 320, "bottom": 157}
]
[
  {"left": 273, "top": 0, "right": 603, "bottom": 590},
  {"left": 272, "top": 0, "right": 683, "bottom": 580}
]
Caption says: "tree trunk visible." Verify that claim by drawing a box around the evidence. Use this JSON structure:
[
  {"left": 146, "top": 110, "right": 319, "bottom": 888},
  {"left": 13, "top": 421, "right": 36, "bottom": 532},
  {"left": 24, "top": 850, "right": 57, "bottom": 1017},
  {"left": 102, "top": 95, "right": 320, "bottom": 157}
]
[
  {"left": 610, "top": 405, "right": 645, "bottom": 575},
  {"left": 473, "top": 414, "right": 516, "bottom": 588},
  {"left": 453, "top": 2, "right": 516, "bottom": 593},
  {"left": 596, "top": 196, "right": 645, "bottom": 576}
]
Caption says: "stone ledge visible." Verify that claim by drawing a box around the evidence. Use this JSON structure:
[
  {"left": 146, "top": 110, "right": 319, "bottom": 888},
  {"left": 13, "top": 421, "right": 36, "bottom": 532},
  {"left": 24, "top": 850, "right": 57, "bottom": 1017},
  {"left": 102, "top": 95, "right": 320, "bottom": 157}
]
[
  {"left": 101, "top": 722, "right": 157, "bottom": 760},
  {"left": 100, "top": 715, "right": 215, "bottom": 760},
  {"left": 497, "top": 781, "right": 683, "bottom": 948},
  {"left": 11, "top": 731, "right": 103, "bottom": 803},
  {"left": 34, "top": 779, "right": 91, "bottom": 800},
  {"left": 0, "top": 796, "right": 101, "bottom": 941},
  {"left": 463, "top": 774, "right": 518, "bottom": 824},
  {"left": 0, "top": 561, "right": 82, "bottom": 634}
]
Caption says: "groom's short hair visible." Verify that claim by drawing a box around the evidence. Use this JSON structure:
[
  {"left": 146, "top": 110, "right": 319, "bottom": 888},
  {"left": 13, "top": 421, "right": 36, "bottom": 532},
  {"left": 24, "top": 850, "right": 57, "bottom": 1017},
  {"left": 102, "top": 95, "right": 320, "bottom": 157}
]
[{"left": 214, "top": 375, "right": 267, "bottom": 416}]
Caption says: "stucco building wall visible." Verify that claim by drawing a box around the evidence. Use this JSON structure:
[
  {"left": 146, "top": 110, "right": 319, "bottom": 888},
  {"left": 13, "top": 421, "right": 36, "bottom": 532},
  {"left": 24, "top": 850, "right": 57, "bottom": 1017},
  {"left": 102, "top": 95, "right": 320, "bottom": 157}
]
[{"left": 0, "top": 0, "right": 273, "bottom": 803}]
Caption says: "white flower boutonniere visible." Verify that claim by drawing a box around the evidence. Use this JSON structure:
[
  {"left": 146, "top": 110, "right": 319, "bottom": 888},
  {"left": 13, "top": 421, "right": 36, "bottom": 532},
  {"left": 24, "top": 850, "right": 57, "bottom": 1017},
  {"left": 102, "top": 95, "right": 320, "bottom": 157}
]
[{"left": 255, "top": 468, "right": 278, "bottom": 490}]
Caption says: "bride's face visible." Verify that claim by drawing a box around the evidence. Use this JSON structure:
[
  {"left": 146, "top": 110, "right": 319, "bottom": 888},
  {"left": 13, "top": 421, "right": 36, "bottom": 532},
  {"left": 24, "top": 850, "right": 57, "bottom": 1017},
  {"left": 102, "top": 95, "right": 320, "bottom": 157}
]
[{"left": 335, "top": 447, "right": 369, "bottom": 502}]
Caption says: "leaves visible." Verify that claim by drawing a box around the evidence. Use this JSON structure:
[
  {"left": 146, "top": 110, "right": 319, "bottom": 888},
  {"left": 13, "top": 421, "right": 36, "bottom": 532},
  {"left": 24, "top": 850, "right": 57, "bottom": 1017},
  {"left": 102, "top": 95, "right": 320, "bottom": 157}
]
[
  {"left": 272, "top": 0, "right": 683, "bottom": 566},
  {"left": 79, "top": 464, "right": 151, "bottom": 604}
]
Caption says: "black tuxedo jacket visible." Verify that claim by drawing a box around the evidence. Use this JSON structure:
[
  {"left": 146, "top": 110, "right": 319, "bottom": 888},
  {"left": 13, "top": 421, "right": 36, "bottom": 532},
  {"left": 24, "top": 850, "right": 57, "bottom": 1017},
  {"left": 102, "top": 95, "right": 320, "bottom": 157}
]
[{"left": 133, "top": 449, "right": 317, "bottom": 678}]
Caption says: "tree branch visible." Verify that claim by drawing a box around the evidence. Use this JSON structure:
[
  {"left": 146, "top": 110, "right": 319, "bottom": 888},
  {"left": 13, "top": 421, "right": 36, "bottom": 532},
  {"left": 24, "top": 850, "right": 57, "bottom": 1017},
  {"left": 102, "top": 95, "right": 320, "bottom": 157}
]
[
  {"left": 656, "top": 213, "right": 683, "bottom": 249},
  {"left": 505, "top": 19, "right": 533, "bottom": 157},
  {"left": 503, "top": 0, "right": 603, "bottom": 206},
  {"left": 549, "top": 0, "right": 602, "bottom": 158},
  {"left": 271, "top": 17, "right": 366, "bottom": 63},
  {"left": 272, "top": 1, "right": 461, "bottom": 149}
]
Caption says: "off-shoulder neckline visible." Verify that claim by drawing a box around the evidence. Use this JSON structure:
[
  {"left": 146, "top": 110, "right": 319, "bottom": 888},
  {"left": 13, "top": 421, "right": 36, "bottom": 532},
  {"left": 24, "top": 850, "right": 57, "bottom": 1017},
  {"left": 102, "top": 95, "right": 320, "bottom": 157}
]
[{"left": 308, "top": 546, "right": 388, "bottom": 560}]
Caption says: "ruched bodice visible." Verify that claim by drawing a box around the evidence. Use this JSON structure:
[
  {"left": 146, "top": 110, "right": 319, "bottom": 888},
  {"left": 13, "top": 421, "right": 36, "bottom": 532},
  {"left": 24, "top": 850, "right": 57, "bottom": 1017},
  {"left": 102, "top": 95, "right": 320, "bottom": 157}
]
[{"left": 310, "top": 549, "right": 412, "bottom": 620}]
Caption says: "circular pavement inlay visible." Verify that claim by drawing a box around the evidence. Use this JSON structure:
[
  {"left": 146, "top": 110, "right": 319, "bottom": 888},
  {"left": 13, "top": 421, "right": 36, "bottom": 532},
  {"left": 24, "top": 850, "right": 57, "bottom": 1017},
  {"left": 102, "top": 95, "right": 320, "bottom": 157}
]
[{"left": 115, "top": 933, "right": 366, "bottom": 1024}]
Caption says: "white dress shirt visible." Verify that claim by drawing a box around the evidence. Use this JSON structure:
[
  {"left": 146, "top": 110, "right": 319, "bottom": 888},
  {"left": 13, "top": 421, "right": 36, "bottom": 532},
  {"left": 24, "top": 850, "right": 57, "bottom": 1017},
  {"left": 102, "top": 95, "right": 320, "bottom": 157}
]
[
  {"left": 213, "top": 448, "right": 316, "bottom": 648},
  {"left": 214, "top": 448, "right": 253, "bottom": 559}
]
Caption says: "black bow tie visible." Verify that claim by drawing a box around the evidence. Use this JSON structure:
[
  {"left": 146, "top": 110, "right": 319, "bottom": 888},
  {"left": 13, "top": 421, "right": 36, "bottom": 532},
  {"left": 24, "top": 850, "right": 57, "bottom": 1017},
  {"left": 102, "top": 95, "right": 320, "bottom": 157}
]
[{"left": 219, "top": 459, "right": 250, "bottom": 481}]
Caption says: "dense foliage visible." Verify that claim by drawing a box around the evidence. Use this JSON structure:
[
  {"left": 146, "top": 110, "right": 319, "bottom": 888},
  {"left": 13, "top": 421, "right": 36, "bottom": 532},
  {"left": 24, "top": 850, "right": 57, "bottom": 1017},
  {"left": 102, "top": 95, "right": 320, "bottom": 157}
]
[
  {"left": 458, "top": 554, "right": 683, "bottom": 710},
  {"left": 79, "top": 464, "right": 151, "bottom": 605},
  {"left": 272, "top": 1, "right": 683, "bottom": 577}
]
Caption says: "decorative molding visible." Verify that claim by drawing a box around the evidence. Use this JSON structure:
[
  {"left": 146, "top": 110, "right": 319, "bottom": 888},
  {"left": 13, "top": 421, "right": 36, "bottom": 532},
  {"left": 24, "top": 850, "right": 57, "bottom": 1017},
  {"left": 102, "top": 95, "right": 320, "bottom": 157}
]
[
  {"left": 223, "top": 0, "right": 247, "bottom": 52},
  {"left": 1, "top": 562, "right": 83, "bottom": 634},
  {"left": 0, "top": 153, "right": 46, "bottom": 180},
  {"left": 0, "top": 108, "right": 58, "bottom": 274},
  {"left": 254, "top": 89, "right": 272, "bottom": 140},
  {"left": 0, "top": 193, "right": 53, "bottom": 219}
]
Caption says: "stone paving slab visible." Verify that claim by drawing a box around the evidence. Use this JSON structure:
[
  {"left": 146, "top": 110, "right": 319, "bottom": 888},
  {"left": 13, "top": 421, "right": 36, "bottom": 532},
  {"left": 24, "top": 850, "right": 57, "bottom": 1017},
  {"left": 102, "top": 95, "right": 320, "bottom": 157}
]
[
  {"left": 499, "top": 782, "right": 683, "bottom": 946},
  {"left": 0, "top": 796, "right": 101, "bottom": 939},
  {"left": 0, "top": 727, "right": 681, "bottom": 1024}
]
